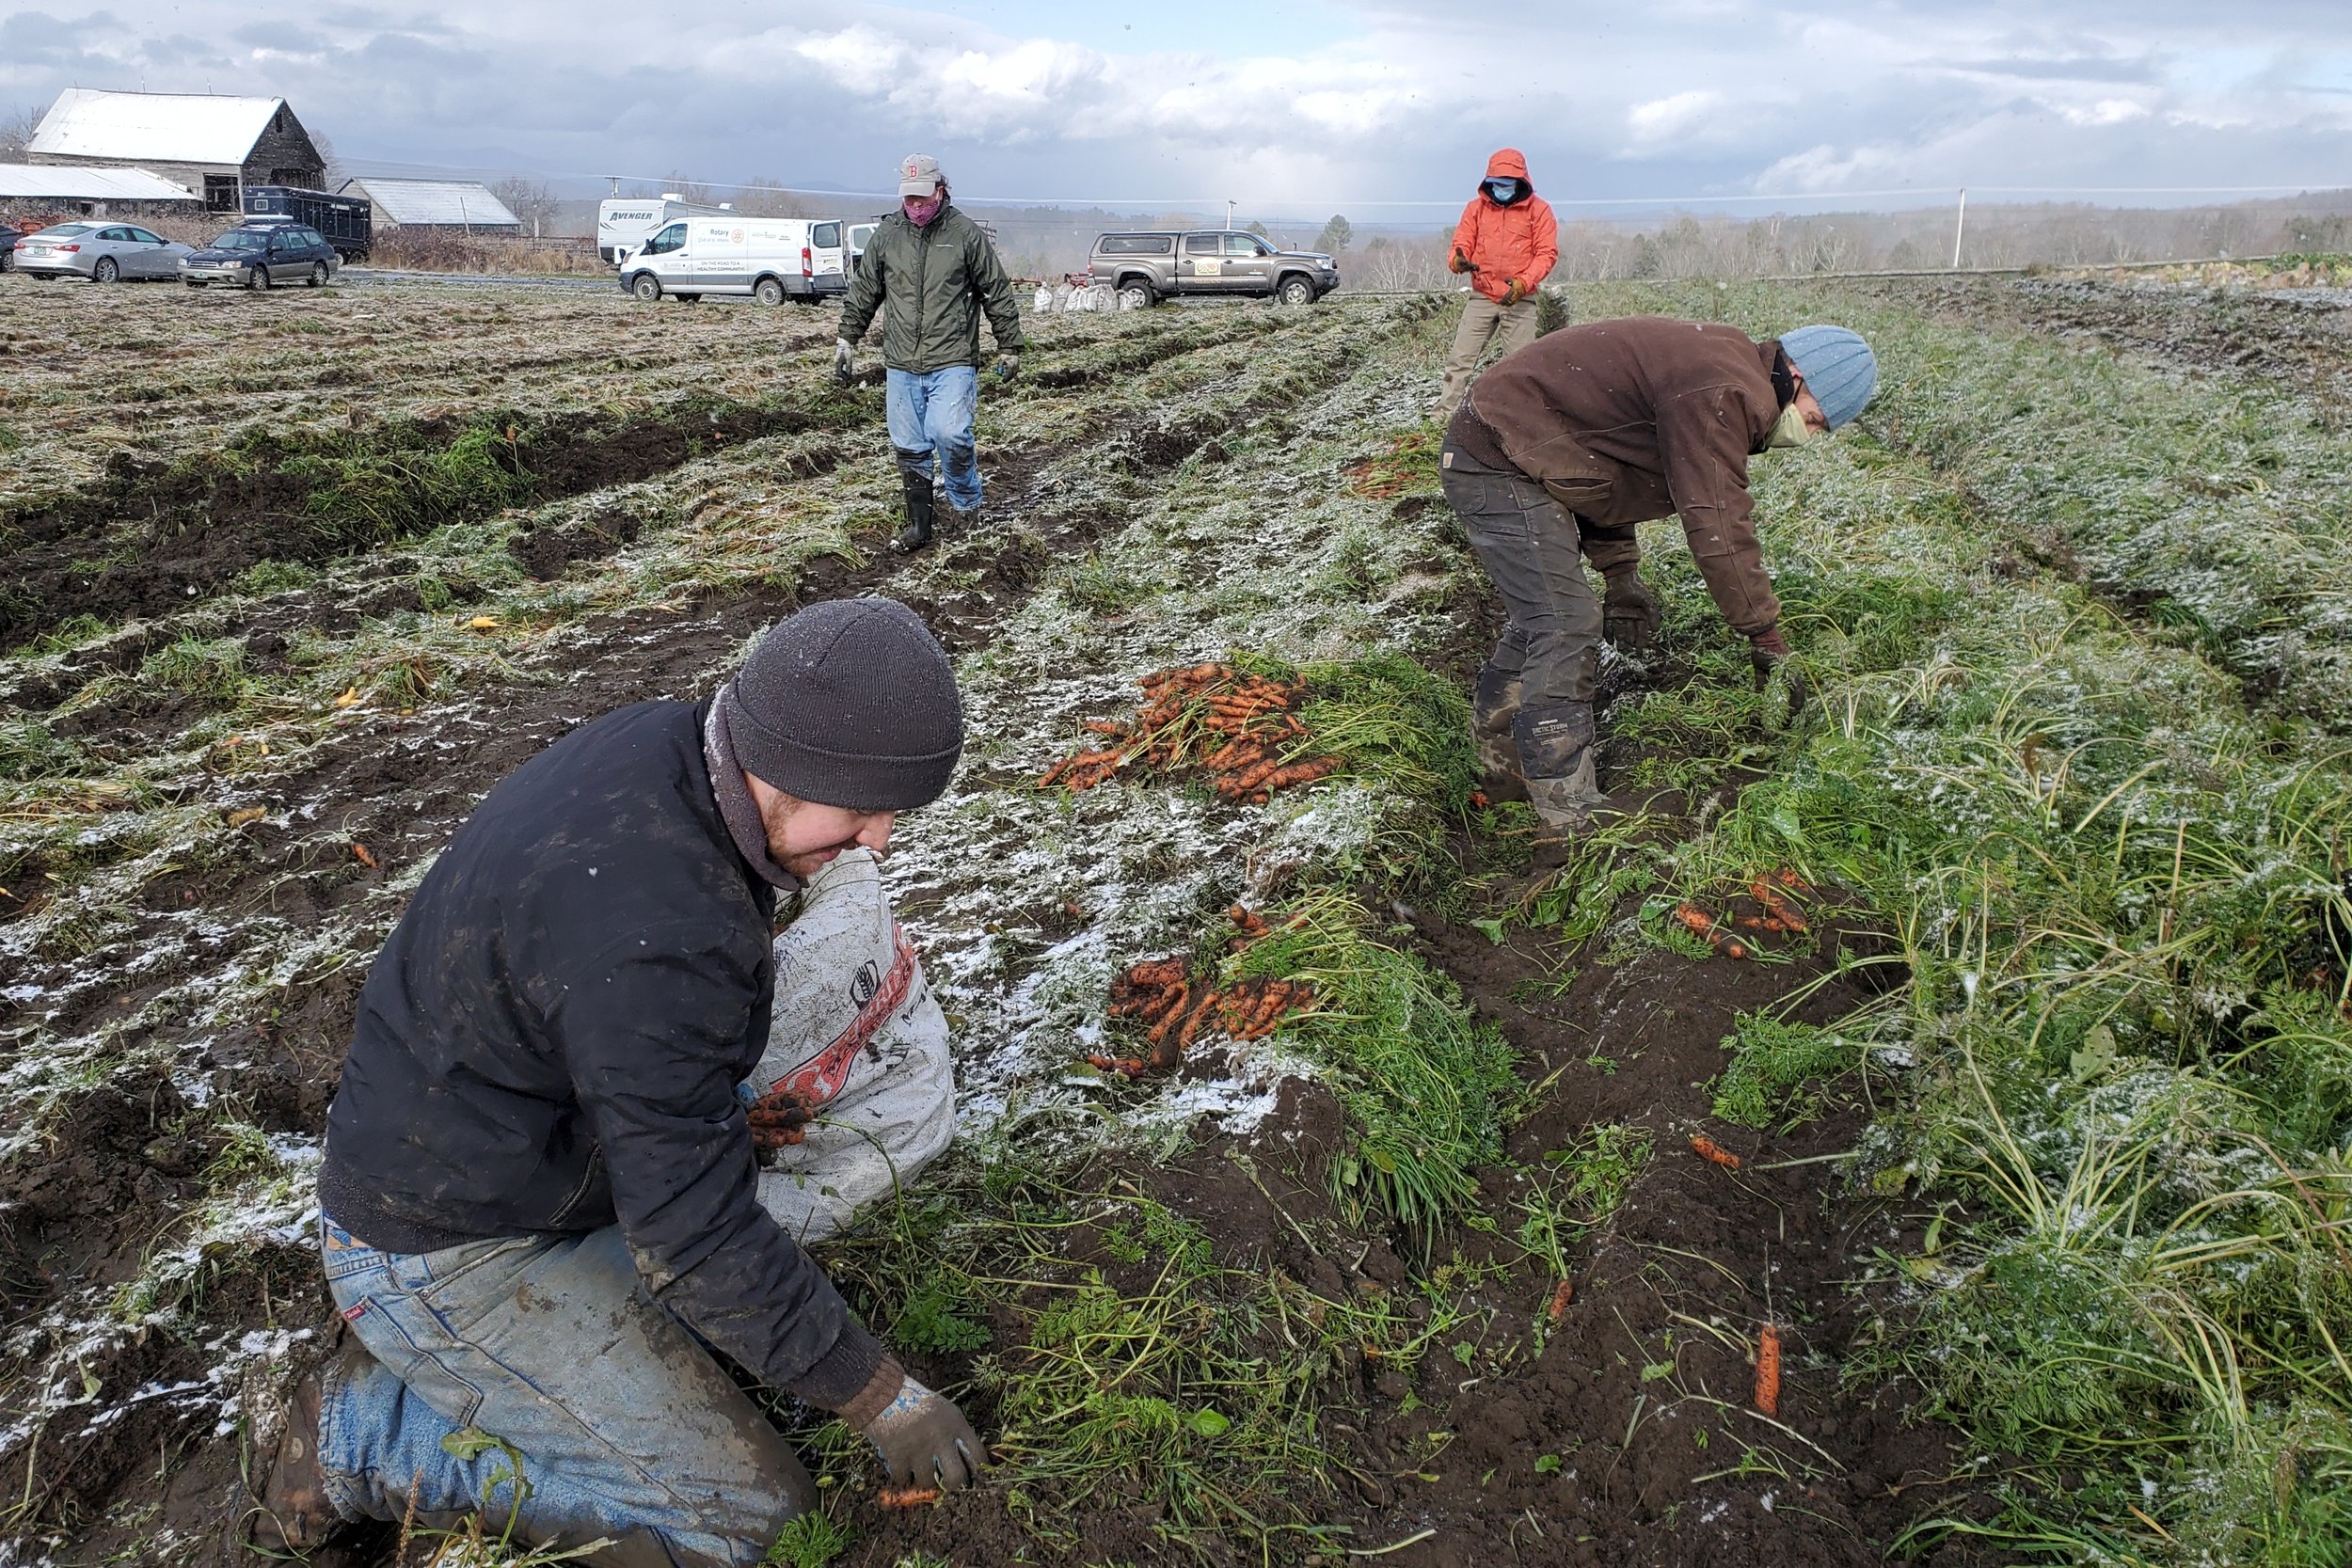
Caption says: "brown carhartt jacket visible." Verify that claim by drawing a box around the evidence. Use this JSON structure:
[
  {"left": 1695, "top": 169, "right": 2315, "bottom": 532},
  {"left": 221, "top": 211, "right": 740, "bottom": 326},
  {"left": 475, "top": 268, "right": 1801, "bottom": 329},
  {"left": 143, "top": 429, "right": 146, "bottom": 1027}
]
[{"left": 1454, "top": 316, "right": 1792, "bottom": 636}]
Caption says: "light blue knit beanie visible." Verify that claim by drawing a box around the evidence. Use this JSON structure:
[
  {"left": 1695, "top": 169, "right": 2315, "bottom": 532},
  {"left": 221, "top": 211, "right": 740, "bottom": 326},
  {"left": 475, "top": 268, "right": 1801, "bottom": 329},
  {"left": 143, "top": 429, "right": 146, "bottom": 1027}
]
[{"left": 1779, "top": 325, "right": 1877, "bottom": 429}]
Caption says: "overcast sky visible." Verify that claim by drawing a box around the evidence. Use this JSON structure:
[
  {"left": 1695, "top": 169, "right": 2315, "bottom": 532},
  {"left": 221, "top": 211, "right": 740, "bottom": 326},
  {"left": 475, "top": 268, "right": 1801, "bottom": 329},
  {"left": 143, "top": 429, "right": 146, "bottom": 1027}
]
[{"left": 7, "top": 1, "right": 2351, "bottom": 218}]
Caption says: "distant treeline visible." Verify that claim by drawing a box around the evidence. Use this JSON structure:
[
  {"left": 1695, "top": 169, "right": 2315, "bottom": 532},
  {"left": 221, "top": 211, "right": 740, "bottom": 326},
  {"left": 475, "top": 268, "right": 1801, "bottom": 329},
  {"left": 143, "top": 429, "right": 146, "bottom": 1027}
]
[{"left": 526, "top": 184, "right": 2352, "bottom": 285}]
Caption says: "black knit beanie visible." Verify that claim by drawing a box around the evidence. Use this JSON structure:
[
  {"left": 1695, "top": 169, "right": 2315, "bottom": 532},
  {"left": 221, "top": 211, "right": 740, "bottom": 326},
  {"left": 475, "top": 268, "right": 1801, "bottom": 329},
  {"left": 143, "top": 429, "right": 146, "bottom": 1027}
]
[{"left": 716, "top": 598, "right": 963, "bottom": 811}]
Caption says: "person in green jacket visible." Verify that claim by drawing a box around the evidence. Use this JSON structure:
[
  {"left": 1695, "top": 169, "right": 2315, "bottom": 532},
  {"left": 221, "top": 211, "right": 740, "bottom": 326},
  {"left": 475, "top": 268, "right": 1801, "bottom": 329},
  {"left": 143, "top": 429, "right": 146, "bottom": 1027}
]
[{"left": 835, "top": 153, "right": 1025, "bottom": 554}]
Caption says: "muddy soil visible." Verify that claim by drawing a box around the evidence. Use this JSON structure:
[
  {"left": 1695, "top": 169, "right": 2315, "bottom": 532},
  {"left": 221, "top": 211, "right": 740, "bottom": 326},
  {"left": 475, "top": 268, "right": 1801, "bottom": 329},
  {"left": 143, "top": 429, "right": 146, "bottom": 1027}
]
[
  {"left": 8, "top": 292, "right": 2012, "bottom": 1568},
  {"left": 1890, "top": 273, "right": 2352, "bottom": 405},
  {"left": 5, "top": 309, "right": 1407, "bottom": 1564},
  {"left": 0, "top": 401, "right": 838, "bottom": 652},
  {"left": 812, "top": 660, "right": 2011, "bottom": 1568}
]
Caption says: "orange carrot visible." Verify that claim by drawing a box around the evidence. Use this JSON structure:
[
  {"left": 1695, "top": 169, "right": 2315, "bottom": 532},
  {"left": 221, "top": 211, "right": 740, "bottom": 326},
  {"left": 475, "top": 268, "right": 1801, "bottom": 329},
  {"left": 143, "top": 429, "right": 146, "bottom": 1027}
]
[
  {"left": 1753, "top": 878, "right": 1810, "bottom": 933},
  {"left": 352, "top": 843, "right": 378, "bottom": 869},
  {"left": 879, "top": 1484, "right": 942, "bottom": 1509},
  {"left": 1691, "top": 1134, "right": 1742, "bottom": 1169},
  {"left": 1547, "top": 1278, "right": 1576, "bottom": 1321},
  {"left": 1674, "top": 903, "right": 1717, "bottom": 936},
  {"left": 1755, "top": 1323, "right": 1782, "bottom": 1417},
  {"left": 1145, "top": 984, "right": 1192, "bottom": 1043},
  {"left": 1086, "top": 1053, "right": 1150, "bottom": 1079}
]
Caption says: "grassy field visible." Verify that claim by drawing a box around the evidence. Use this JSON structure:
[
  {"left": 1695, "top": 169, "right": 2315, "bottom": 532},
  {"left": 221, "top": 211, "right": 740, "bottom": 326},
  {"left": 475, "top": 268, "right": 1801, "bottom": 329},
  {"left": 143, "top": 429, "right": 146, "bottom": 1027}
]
[{"left": 2, "top": 265, "right": 2348, "bottom": 1568}]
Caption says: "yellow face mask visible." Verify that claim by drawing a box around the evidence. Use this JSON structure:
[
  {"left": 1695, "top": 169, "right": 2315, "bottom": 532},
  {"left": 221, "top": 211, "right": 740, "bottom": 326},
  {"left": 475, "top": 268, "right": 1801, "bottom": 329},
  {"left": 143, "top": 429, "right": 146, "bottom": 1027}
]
[{"left": 1765, "top": 401, "right": 1812, "bottom": 450}]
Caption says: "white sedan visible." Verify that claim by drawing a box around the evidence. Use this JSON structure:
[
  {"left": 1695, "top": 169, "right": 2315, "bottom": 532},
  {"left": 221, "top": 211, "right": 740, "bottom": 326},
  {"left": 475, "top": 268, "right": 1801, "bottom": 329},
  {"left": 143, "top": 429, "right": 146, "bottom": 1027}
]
[{"left": 12, "top": 222, "right": 194, "bottom": 282}]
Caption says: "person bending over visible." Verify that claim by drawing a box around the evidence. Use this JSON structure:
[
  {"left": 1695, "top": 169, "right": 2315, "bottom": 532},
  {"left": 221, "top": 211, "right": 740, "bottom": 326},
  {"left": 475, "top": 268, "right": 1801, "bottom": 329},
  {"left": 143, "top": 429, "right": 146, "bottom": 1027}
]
[{"left": 1441, "top": 317, "right": 1877, "bottom": 845}]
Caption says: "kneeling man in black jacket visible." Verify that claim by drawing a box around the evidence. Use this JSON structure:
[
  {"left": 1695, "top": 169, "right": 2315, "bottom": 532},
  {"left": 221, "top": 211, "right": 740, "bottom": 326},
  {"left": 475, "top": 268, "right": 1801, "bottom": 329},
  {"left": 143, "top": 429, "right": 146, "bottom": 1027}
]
[{"left": 245, "top": 599, "right": 980, "bottom": 1566}]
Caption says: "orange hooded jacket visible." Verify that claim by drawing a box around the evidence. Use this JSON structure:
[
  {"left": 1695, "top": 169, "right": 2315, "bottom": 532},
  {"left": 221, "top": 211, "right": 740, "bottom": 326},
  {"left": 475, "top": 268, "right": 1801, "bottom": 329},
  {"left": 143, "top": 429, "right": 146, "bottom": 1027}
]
[{"left": 1450, "top": 150, "right": 1558, "bottom": 305}]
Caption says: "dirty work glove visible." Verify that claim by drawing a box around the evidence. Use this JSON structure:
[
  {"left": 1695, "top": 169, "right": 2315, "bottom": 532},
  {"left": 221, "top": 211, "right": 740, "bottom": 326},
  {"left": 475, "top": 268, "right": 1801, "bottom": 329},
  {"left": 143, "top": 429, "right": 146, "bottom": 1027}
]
[
  {"left": 744, "top": 1086, "right": 814, "bottom": 1149},
  {"left": 1499, "top": 277, "right": 1528, "bottom": 308},
  {"left": 1750, "top": 626, "right": 1808, "bottom": 719},
  {"left": 859, "top": 1372, "right": 985, "bottom": 1492},
  {"left": 1449, "top": 250, "right": 1475, "bottom": 275},
  {"left": 993, "top": 352, "right": 1021, "bottom": 383},
  {"left": 832, "top": 338, "right": 855, "bottom": 386},
  {"left": 1603, "top": 569, "right": 1661, "bottom": 651}
]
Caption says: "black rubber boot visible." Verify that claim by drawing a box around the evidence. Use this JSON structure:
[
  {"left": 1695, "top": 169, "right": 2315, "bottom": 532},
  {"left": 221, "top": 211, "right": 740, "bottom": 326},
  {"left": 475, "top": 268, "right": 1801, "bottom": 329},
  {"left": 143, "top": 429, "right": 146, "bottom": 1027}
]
[
  {"left": 1470, "top": 663, "right": 1528, "bottom": 804},
  {"left": 892, "top": 448, "right": 936, "bottom": 555}
]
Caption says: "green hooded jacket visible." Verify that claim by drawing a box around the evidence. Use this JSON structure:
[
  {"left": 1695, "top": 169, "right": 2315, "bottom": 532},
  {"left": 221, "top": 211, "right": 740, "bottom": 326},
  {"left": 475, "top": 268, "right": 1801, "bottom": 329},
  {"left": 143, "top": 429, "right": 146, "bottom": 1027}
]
[{"left": 839, "top": 203, "right": 1024, "bottom": 374}]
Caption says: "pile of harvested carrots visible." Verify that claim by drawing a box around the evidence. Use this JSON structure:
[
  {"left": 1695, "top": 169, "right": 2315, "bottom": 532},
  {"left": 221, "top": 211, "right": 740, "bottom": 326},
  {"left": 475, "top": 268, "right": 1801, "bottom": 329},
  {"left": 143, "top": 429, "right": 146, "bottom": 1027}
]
[
  {"left": 1039, "top": 663, "right": 1341, "bottom": 806},
  {"left": 1673, "top": 869, "right": 1817, "bottom": 961},
  {"left": 1087, "top": 905, "right": 1318, "bottom": 1077}
]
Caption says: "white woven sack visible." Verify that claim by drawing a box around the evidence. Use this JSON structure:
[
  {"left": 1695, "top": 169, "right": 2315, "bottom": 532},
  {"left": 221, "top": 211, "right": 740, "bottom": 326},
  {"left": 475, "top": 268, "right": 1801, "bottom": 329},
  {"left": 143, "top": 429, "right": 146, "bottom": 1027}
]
[{"left": 742, "top": 849, "right": 955, "bottom": 1242}]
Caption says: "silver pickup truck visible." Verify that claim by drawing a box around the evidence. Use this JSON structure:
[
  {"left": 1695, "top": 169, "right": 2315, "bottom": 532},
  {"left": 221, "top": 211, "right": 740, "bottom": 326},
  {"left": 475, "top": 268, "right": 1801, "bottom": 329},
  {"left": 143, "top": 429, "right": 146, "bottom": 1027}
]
[{"left": 1089, "top": 230, "right": 1339, "bottom": 308}]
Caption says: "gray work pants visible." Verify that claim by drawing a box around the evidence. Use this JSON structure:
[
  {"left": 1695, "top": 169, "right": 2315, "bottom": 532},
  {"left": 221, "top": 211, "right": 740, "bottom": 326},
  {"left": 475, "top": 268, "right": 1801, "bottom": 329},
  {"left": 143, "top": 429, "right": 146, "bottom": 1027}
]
[
  {"left": 1439, "top": 440, "right": 1600, "bottom": 781},
  {"left": 1435, "top": 294, "right": 1543, "bottom": 419}
]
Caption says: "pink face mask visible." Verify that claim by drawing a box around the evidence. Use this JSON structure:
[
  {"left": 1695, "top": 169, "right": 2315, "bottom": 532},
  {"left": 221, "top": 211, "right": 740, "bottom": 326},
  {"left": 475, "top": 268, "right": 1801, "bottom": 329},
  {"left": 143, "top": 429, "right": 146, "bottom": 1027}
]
[{"left": 903, "top": 192, "right": 944, "bottom": 227}]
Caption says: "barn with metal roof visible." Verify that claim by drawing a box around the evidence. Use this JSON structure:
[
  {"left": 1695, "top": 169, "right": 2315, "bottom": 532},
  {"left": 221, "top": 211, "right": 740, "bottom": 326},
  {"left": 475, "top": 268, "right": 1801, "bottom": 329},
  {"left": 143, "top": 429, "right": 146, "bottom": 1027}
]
[
  {"left": 0, "top": 163, "right": 202, "bottom": 221},
  {"left": 25, "top": 88, "right": 327, "bottom": 214},
  {"left": 339, "top": 178, "right": 520, "bottom": 232}
]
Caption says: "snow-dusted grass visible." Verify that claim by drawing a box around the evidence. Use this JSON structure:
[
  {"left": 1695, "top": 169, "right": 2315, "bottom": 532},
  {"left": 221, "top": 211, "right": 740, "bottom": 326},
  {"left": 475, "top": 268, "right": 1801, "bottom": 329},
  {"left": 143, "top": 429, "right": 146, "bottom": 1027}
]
[{"left": 1568, "top": 277, "right": 2352, "bottom": 1566}]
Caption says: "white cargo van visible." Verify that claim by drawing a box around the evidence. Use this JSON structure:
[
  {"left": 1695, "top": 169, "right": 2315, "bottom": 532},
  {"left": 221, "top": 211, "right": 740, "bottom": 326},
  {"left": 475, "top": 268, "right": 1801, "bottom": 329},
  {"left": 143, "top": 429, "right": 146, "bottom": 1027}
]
[{"left": 618, "top": 217, "right": 851, "bottom": 305}]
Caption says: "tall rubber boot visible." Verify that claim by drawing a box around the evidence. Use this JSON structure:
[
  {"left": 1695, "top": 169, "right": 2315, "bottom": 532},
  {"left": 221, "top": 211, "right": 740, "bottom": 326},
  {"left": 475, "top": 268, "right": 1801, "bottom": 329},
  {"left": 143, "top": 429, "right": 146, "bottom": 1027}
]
[
  {"left": 892, "top": 448, "right": 936, "bottom": 555},
  {"left": 1516, "top": 700, "right": 1604, "bottom": 863},
  {"left": 1471, "top": 663, "right": 1528, "bottom": 804}
]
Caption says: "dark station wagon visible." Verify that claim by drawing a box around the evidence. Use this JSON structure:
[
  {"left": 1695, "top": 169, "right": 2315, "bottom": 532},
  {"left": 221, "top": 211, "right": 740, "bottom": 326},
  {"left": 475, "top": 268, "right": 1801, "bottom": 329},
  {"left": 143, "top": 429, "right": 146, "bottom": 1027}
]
[{"left": 179, "top": 221, "right": 343, "bottom": 290}]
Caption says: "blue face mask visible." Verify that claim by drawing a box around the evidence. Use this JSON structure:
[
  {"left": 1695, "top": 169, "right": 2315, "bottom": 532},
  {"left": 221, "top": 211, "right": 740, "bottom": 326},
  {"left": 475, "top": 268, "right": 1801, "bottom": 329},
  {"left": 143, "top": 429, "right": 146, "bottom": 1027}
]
[{"left": 1484, "top": 179, "right": 1520, "bottom": 203}]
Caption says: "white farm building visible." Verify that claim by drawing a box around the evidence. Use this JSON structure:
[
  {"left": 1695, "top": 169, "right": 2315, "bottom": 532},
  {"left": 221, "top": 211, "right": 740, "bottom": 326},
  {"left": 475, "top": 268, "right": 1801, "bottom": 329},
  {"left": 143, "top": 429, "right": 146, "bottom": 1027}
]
[
  {"left": 25, "top": 88, "right": 327, "bottom": 214},
  {"left": 0, "top": 163, "right": 202, "bottom": 221},
  {"left": 339, "top": 178, "right": 519, "bottom": 234}
]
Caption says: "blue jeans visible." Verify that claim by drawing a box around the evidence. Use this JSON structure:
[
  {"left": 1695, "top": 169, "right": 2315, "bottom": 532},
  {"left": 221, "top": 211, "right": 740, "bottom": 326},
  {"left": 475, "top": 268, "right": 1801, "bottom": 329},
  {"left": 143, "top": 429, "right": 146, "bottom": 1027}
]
[
  {"left": 885, "top": 365, "right": 981, "bottom": 511},
  {"left": 317, "top": 1215, "right": 815, "bottom": 1568}
]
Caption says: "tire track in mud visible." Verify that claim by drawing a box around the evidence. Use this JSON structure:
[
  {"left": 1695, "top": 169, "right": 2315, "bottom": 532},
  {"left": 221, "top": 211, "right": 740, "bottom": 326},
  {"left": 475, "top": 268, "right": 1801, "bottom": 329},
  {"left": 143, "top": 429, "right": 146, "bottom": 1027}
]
[
  {"left": 0, "top": 298, "right": 1428, "bottom": 1551},
  {"left": 1889, "top": 273, "right": 2352, "bottom": 403}
]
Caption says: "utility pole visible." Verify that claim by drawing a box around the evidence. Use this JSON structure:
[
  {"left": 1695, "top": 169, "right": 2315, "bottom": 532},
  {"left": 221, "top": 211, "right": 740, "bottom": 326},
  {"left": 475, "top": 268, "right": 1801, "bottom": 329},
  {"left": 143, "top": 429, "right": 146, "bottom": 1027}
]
[
  {"left": 1951, "top": 188, "right": 1967, "bottom": 271},
  {"left": 1225, "top": 198, "right": 1235, "bottom": 231}
]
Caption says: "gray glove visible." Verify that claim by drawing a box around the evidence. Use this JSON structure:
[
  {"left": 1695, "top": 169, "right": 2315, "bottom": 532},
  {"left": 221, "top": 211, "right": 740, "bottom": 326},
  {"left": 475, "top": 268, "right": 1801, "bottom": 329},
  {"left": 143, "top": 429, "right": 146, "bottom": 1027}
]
[
  {"left": 833, "top": 338, "right": 855, "bottom": 386},
  {"left": 860, "top": 1372, "right": 985, "bottom": 1491},
  {"left": 994, "top": 352, "right": 1021, "bottom": 383},
  {"left": 1603, "top": 569, "right": 1661, "bottom": 650}
]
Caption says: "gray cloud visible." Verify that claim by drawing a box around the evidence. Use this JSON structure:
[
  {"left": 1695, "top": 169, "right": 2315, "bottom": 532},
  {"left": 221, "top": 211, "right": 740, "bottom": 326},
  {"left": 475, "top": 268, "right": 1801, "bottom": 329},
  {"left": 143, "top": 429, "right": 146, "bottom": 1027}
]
[{"left": 1, "top": 0, "right": 2344, "bottom": 220}]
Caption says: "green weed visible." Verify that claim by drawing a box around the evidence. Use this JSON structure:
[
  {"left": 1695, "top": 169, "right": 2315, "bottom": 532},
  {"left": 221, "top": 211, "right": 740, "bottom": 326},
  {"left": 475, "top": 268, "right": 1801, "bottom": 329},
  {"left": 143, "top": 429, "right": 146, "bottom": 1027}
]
[
  {"left": 234, "top": 559, "right": 318, "bottom": 594},
  {"left": 1054, "top": 552, "right": 1155, "bottom": 617},
  {"left": 1565, "top": 274, "right": 2352, "bottom": 1564},
  {"left": 1711, "top": 1015, "right": 1864, "bottom": 1129},
  {"left": 1231, "top": 889, "right": 1515, "bottom": 1232},
  {"left": 0, "top": 717, "right": 83, "bottom": 783},
  {"left": 140, "top": 636, "right": 247, "bottom": 699},
  {"left": 764, "top": 1512, "right": 856, "bottom": 1567}
]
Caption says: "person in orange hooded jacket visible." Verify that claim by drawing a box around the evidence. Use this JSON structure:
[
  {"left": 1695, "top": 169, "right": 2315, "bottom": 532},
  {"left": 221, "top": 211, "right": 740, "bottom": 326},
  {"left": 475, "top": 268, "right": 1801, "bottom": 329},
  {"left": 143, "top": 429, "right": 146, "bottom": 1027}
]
[{"left": 1434, "top": 149, "right": 1560, "bottom": 419}]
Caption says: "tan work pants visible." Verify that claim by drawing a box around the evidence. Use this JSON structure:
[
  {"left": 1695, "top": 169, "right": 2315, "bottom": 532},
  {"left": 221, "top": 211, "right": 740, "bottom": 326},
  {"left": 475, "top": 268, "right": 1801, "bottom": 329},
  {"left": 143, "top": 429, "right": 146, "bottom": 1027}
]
[{"left": 1435, "top": 293, "right": 1543, "bottom": 419}]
